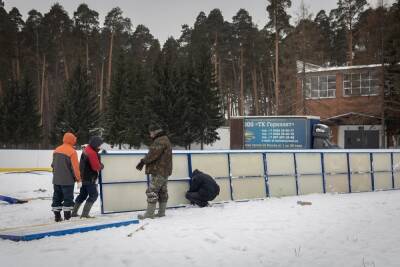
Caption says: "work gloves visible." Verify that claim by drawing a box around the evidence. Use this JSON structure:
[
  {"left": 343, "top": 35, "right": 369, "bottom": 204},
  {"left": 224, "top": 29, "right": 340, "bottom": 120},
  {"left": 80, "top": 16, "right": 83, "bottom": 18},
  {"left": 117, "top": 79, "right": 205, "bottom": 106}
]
[{"left": 136, "top": 159, "right": 145, "bottom": 171}]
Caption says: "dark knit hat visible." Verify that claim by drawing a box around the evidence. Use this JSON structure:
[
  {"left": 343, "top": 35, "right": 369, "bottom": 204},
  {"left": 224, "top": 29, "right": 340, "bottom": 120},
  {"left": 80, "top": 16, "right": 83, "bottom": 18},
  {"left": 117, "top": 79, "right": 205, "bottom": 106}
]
[
  {"left": 148, "top": 123, "right": 162, "bottom": 132},
  {"left": 89, "top": 136, "right": 103, "bottom": 149}
]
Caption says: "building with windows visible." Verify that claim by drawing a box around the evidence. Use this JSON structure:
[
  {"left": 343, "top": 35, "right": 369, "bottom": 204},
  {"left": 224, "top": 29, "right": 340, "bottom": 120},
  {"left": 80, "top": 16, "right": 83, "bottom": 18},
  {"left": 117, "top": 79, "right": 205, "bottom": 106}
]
[{"left": 295, "top": 63, "right": 398, "bottom": 149}]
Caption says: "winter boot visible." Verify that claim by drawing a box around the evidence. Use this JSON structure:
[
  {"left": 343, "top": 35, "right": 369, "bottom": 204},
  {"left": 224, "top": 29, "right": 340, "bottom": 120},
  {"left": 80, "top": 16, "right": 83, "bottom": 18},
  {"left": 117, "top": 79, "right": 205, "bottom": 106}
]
[
  {"left": 64, "top": 211, "right": 72, "bottom": 220},
  {"left": 71, "top": 202, "right": 82, "bottom": 217},
  {"left": 54, "top": 211, "right": 62, "bottom": 222},
  {"left": 81, "top": 202, "right": 95, "bottom": 218},
  {"left": 138, "top": 202, "right": 156, "bottom": 219},
  {"left": 155, "top": 202, "right": 167, "bottom": 217}
]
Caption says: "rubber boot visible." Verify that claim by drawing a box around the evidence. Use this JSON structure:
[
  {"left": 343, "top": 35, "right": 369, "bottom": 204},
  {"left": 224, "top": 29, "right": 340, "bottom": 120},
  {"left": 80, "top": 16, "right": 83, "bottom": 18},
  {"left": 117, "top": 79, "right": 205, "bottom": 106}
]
[
  {"left": 71, "top": 202, "right": 82, "bottom": 217},
  {"left": 64, "top": 211, "right": 72, "bottom": 220},
  {"left": 80, "top": 202, "right": 95, "bottom": 219},
  {"left": 138, "top": 202, "right": 156, "bottom": 219},
  {"left": 54, "top": 211, "right": 62, "bottom": 222},
  {"left": 155, "top": 202, "right": 167, "bottom": 217}
]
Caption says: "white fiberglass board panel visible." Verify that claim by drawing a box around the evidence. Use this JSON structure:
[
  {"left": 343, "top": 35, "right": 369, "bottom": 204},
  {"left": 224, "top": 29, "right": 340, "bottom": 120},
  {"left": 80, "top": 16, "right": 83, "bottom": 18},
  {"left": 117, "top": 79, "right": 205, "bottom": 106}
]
[
  {"left": 102, "top": 183, "right": 148, "bottom": 212},
  {"left": 268, "top": 176, "right": 296, "bottom": 197},
  {"left": 349, "top": 153, "right": 370, "bottom": 173},
  {"left": 372, "top": 153, "right": 391, "bottom": 172},
  {"left": 324, "top": 153, "right": 347, "bottom": 174},
  {"left": 171, "top": 154, "right": 189, "bottom": 179},
  {"left": 102, "top": 155, "right": 146, "bottom": 183},
  {"left": 191, "top": 154, "right": 229, "bottom": 178},
  {"left": 325, "top": 174, "right": 349, "bottom": 193},
  {"left": 296, "top": 153, "right": 322, "bottom": 174},
  {"left": 212, "top": 179, "right": 231, "bottom": 202},
  {"left": 374, "top": 172, "right": 392, "bottom": 190},
  {"left": 266, "top": 153, "right": 295, "bottom": 176},
  {"left": 232, "top": 177, "right": 266, "bottom": 200},
  {"left": 351, "top": 173, "right": 372, "bottom": 192},
  {"left": 394, "top": 153, "right": 400, "bottom": 172},
  {"left": 230, "top": 153, "right": 264, "bottom": 177},
  {"left": 394, "top": 153, "right": 400, "bottom": 189},
  {"left": 298, "top": 175, "right": 324, "bottom": 195},
  {"left": 395, "top": 173, "right": 400, "bottom": 189},
  {"left": 167, "top": 181, "right": 190, "bottom": 207}
]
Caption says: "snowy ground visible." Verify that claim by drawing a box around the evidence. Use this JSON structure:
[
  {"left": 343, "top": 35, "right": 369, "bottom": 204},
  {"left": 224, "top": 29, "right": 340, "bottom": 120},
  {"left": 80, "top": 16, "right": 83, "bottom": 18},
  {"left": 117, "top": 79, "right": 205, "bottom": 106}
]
[{"left": 1, "top": 172, "right": 400, "bottom": 267}]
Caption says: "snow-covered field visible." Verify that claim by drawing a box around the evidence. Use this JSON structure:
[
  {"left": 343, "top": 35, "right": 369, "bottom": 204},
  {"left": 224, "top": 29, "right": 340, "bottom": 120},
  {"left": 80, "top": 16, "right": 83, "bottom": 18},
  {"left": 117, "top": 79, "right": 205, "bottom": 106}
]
[{"left": 1, "top": 172, "right": 400, "bottom": 267}]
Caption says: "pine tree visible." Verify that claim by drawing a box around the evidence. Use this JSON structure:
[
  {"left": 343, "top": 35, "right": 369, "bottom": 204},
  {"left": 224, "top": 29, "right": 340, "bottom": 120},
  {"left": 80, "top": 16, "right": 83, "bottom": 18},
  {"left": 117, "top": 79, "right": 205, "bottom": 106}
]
[
  {"left": 52, "top": 62, "right": 100, "bottom": 145},
  {"left": 103, "top": 53, "right": 129, "bottom": 148},
  {"left": 2, "top": 81, "right": 20, "bottom": 147},
  {"left": 329, "top": 9, "right": 348, "bottom": 65},
  {"left": 335, "top": 0, "right": 367, "bottom": 65},
  {"left": 125, "top": 64, "right": 149, "bottom": 148},
  {"left": 149, "top": 37, "right": 188, "bottom": 147},
  {"left": 1, "top": 76, "right": 41, "bottom": 147},
  {"left": 16, "top": 76, "right": 41, "bottom": 146},
  {"left": 266, "top": 0, "right": 292, "bottom": 114},
  {"left": 188, "top": 45, "right": 224, "bottom": 149}
]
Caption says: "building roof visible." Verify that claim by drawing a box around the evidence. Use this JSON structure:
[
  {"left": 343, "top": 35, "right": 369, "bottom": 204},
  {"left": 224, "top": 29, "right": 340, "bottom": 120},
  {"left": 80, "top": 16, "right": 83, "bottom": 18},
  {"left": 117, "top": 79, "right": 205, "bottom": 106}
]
[
  {"left": 321, "top": 112, "right": 382, "bottom": 125},
  {"left": 297, "top": 63, "right": 382, "bottom": 74}
]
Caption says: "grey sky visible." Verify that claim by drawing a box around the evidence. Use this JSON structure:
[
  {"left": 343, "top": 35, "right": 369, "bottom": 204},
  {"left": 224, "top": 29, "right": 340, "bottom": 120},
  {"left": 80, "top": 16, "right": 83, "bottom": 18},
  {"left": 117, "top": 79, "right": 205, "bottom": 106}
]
[{"left": 4, "top": 0, "right": 394, "bottom": 44}]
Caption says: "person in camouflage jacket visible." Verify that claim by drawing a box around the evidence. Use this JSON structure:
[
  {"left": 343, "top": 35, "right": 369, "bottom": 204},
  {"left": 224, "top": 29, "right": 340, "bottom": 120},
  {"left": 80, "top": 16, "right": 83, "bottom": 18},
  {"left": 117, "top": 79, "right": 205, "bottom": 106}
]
[{"left": 136, "top": 123, "right": 172, "bottom": 219}]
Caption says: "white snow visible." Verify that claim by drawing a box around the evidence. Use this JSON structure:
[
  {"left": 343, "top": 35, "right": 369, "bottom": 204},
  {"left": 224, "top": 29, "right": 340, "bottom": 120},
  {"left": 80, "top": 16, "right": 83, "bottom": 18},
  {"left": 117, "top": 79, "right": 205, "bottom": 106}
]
[{"left": 1, "top": 172, "right": 400, "bottom": 267}]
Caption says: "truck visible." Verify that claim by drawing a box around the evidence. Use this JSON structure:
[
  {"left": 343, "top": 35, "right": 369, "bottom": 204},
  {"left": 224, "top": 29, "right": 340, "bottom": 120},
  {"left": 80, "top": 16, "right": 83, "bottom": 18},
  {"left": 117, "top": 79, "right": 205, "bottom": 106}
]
[{"left": 230, "top": 116, "right": 337, "bottom": 150}]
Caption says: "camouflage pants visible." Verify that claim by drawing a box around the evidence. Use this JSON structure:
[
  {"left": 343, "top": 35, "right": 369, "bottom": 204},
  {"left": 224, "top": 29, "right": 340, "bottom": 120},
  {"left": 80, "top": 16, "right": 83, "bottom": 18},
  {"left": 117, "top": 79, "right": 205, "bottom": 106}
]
[{"left": 146, "top": 175, "right": 168, "bottom": 204}]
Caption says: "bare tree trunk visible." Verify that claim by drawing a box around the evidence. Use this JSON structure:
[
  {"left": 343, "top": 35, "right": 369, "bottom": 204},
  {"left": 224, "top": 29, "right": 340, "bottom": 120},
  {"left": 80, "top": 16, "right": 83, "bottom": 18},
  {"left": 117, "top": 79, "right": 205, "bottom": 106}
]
[
  {"left": 44, "top": 75, "right": 50, "bottom": 148},
  {"left": 251, "top": 65, "right": 259, "bottom": 115},
  {"left": 258, "top": 64, "right": 266, "bottom": 115},
  {"left": 231, "top": 59, "right": 238, "bottom": 116},
  {"left": 347, "top": 27, "right": 353, "bottom": 66},
  {"left": 61, "top": 42, "right": 69, "bottom": 80},
  {"left": 35, "top": 29, "right": 41, "bottom": 109},
  {"left": 40, "top": 54, "right": 46, "bottom": 126},
  {"left": 100, "top": 60, "right": 104, "bottom": 112},
  {"left": 380, "top": 0, "right": 385, "bottom": 148},
  {"left": 274, "top": 8, "right": 280, "bottom": 115},
  {"left": 86, "top": 36, "right": 90, "bottom": 76},
  {"left": 270, "top": 58, "right": 276, "bottom": 115},
  {"left": 239, "top": 46, "right": 244, "bottom": 116},
  {"left": 15, "top": 47, "right": 20, "bottom": 80},
  {"left": 106, "top": 31, "right": 115, "bottom": 95}
]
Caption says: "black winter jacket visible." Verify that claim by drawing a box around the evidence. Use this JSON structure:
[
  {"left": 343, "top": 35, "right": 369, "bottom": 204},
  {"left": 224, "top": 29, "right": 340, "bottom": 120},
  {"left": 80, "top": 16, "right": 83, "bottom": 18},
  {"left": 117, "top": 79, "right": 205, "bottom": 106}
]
[
  {"left": 79, "top": 145, "right": 102, "bottom": 184},
  {"left": 188, "top": 169, "right": 220, "bottom": 199}
]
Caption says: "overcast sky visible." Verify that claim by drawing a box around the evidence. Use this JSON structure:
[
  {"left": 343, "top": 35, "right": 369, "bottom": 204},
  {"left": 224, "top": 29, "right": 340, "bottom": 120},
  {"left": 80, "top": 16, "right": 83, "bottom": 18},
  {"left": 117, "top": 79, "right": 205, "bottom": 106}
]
[{"left": 4, "top": 0, "right": 394, "bottom": 45}]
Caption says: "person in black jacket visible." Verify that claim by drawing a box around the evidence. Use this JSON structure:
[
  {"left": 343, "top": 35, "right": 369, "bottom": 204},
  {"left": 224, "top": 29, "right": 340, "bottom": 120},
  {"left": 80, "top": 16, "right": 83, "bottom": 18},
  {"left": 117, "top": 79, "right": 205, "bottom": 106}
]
[
  {"left": 71, "top": 136, "right": 104, "bottom": 218},
  {"left": 186, "top": 169, "right": 220, "bottom": 207}
]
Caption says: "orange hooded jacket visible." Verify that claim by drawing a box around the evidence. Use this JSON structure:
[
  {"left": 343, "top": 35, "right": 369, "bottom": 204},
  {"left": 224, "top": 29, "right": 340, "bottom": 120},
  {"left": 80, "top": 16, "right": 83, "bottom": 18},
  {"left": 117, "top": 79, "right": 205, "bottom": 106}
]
[{"left": 52, "top": 132, "right": 81, "bottom": 185}]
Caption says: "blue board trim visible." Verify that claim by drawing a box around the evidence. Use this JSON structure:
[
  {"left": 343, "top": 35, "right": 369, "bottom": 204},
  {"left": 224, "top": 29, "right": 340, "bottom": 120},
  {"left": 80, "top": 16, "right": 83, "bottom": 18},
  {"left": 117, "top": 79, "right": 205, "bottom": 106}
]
[
  {"left": 293, "top": 153, "right": 299, "bottom": 195},
  {"left": 370, "top": 153, "right": 375, "bottom": 191},
  {"left": 391, "top": 153, "right": 395, "bottom": 189},
  {"left": 321, "top": 153, "right": 326, "bottom": 193},
  {"left": 347, "top": 153, "right": 352, "bottom": 193},
  {"left": 228, "top": 153, "right": 234, "bottom": 201},
  {"left": 0, "top": 219, "right": 139, "bottom": 241}
]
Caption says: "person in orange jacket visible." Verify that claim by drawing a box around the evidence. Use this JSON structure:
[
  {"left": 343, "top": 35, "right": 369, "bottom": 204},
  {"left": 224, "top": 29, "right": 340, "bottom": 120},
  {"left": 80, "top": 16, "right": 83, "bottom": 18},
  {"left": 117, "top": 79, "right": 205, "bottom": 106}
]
[{"left": 51, "top": 132, "right": 81, "bottom": 222}]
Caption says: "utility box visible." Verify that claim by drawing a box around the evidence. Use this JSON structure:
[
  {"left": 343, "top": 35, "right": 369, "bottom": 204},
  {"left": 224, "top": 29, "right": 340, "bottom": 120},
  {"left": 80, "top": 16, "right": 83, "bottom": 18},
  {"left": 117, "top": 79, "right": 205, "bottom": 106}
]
[{"left": 230, "top": 116, "right": 320, "bottom": 149}]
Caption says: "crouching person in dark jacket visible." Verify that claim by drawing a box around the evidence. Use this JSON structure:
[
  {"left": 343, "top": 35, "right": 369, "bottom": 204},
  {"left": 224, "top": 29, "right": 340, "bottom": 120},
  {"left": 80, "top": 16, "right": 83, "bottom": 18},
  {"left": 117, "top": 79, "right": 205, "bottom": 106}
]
[
  {"left": 186, "top": 169, "right": 220, "bottom": 207},
  {"left": 72, "top": 136, "right": 104, "bottom": 218}
]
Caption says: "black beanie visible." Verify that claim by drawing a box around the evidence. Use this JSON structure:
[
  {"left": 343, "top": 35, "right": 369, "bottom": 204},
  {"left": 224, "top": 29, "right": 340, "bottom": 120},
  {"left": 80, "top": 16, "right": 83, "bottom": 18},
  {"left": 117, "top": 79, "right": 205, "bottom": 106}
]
[
  {"left": 89, "top": 136, "right": 103, "bottom": 149},
  {"left": 148, "top": 123, "right": 162, "bottom": 132}
]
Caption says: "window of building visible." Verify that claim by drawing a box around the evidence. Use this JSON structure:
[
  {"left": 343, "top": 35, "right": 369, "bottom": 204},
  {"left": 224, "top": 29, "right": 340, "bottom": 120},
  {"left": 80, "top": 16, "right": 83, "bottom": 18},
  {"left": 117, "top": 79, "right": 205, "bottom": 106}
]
[
  {"left": 304, "top": 75, "right": 336, "bottom": 99},
  {"left": 343, "top": 71, "right": 380, "bottom": 96}
]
